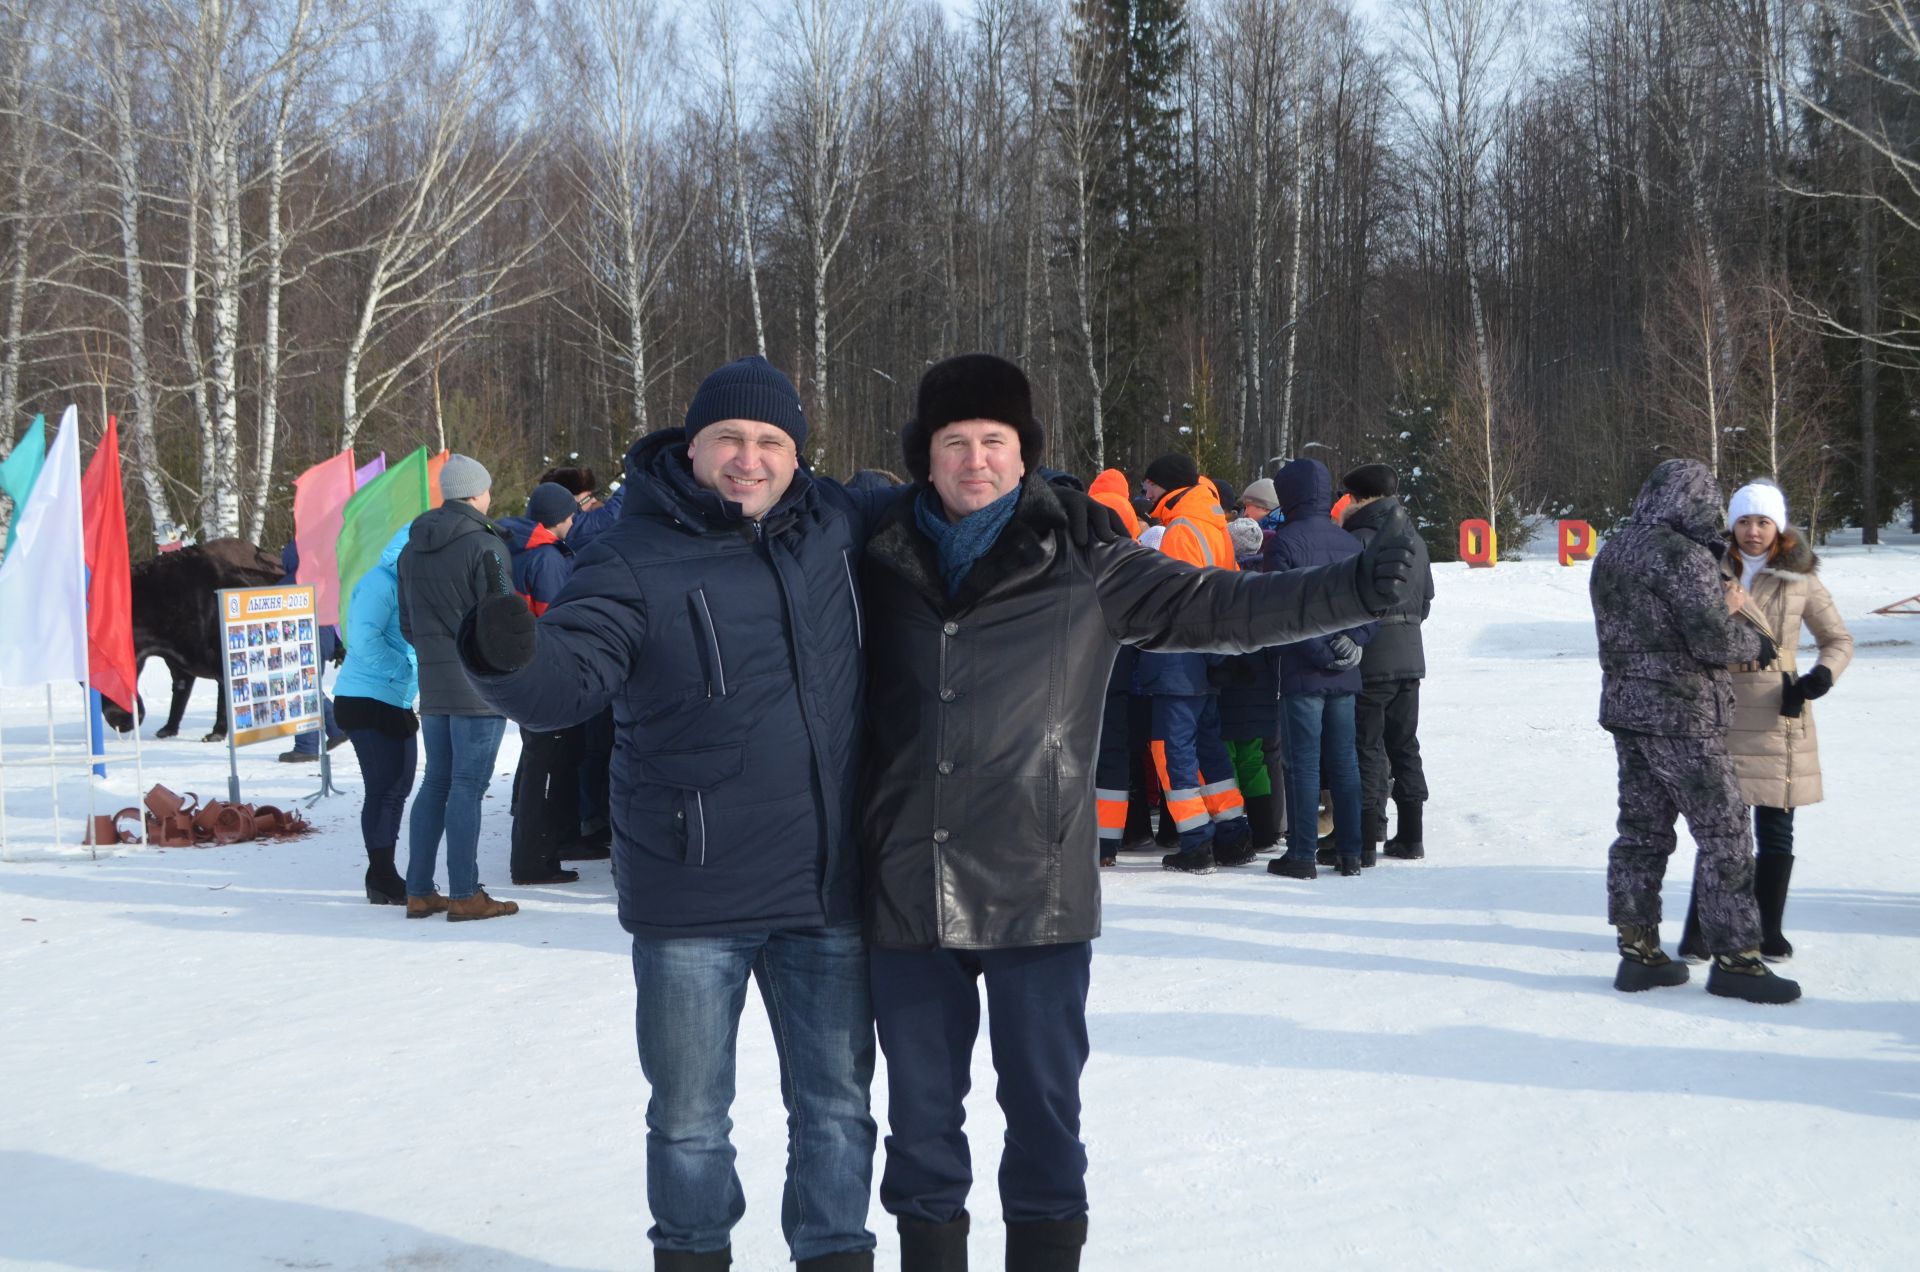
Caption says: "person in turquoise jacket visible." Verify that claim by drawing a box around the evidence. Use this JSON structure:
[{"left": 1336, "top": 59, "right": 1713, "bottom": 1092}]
[{"left": 335, "top": 528, "right": 421, "bottom": 904}]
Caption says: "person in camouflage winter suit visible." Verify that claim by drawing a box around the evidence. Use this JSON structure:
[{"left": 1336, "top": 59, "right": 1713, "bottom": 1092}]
[{"left": 1590, "top": 458, "right": 1800, "bottom": 1003}]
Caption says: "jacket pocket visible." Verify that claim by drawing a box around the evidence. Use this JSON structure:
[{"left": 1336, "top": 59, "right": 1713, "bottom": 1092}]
[
  {"left": 634, "top": 744, "right": 746, "bottom": 866},
  {"left": 688, "top": 589, "right": 729, "bottom": 698}
]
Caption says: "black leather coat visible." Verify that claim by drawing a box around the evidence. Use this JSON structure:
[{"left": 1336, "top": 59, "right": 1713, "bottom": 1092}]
[
  {"left": 1342, "top": 496, "right": 1434, "bottom": 683},
  {"left": 859, "top": 475, "right": 1380, "bottom": 950}
]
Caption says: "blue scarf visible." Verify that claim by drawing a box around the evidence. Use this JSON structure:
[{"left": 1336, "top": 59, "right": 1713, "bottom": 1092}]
[{"left": 914, "top": 486, "right": 1021, "bottom": 598}]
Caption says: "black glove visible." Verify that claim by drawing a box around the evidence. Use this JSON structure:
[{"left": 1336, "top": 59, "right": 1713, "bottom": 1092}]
[
  {"left": 1354, "top": 506, "right": 1417, "bottom": 615},
  {"left": 1797, "top": 664, "right": 1833, "bottom": 700},
  {"left": 464, "top": 550, "right": 536, "bottom": 674},
  {"left": 1058, "top": 488, "right": 1127, "bottom": 548},
  {"left": 1753, "top": 632, "right": 1778, "bottom": 669},
  {"left": 1327, "top": 635, "right": 1363, "bottom": 670},
  {"left": 1778, "top": 670, "right": 1805, "bottom": 719}
]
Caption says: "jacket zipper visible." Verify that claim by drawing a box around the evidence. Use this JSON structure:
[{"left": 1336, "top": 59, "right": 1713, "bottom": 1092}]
[
  {"left": 842, "top": 550, "right": 864, "bottom": 649},
  {"left": 691, "top": 588, "right": 728, "bottom": 698}
]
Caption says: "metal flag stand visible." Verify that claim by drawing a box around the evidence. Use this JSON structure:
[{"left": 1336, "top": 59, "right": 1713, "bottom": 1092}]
[{"left": 307, "top": 652, "right": 344, "bottom": 805}]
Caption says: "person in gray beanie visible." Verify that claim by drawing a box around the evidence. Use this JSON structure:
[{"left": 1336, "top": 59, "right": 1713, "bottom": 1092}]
[
  {"left": 454, "top": 354, "right": 902, "bottom": 1271},
  {"left": 396, "top": 453, "right": 518, "bottom": 921}
]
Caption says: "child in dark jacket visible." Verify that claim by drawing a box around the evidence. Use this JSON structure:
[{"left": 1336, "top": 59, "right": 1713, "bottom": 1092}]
[{"left": 501, "top": 483, "right": 586, "bottom": 884}]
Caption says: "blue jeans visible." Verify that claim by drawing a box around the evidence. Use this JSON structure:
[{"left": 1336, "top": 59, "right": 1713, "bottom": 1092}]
[
  {"left": 1280, "top": 693, "right": 1363, "bottom": 860},
  {"left": 405, "top": 713, "right": 506, "bottom": 899},
  {"left": 291, "top": 693, "right": 342, "bottom": 754},
  {"left": 870, "top": 942, "right": 1092, "bottom": 1226},
  {"left": 632, "top": 922, "right": 877, "bottom": 1261}
]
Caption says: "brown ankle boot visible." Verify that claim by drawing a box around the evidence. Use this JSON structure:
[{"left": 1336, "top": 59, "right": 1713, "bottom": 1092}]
[
  {"left": 406, "top": 893, "right": 450, "bottom": 919},
  {"left": 447, "top": 888, "right": 519, "bottom": 922}
]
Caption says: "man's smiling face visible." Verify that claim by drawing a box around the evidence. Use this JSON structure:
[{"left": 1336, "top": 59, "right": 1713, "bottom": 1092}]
[{"left": 687, "top": 419, "right": 800, "bottom": 521}]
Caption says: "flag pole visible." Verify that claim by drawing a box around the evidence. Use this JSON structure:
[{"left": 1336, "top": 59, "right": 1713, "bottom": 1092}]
[
  {"left": 44, "top": 685, "right": 62, "bottom": 848},
  {"left": 131, "top": 681, "right": 148, "bottom": 849}
]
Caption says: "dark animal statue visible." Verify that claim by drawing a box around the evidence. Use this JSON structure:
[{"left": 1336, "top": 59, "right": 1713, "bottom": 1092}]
[{"left": 101, "top": 538, "right": 286, "bottom": 741}]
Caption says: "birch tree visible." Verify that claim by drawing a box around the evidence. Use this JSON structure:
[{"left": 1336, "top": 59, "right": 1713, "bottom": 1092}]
[{"left": 1052, "top": 0, "right": 1121, "bottom": 468}]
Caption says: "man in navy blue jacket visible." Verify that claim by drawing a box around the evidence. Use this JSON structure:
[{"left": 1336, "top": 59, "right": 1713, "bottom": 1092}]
[
  {"left": 1263, "top": 458, "right": 1377, "bottom": 878},
  {"left": 457, "top": 357, "right": 894, "bottom": 1272}
]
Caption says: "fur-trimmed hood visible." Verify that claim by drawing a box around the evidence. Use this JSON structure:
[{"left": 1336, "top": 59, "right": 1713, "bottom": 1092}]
[{"left": 1723, "top": 527, "right": 1818, "bottom": 578}]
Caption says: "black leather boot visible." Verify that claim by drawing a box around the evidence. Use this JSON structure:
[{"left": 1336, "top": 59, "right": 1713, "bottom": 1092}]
[
  {"left": 1245, "top": 793, "right": 1280, "bottom": 849},
  {"left": 899, "top": 1212, "right": 969, "bottom": 1272},
  {"left": 1755, "top": 853, "right": 1795, "bottom": 961},
  {"left": 1383, "top": 798, "right": 1424, "bottom": 859},
  {"left": 364, "top": 845, "right": 406, "bottom": 905},
  {"left": 797, "top": 1251, "right": 875, "bottom": 1271},
  {"left": 1005, "top": 1217, "right": 1087, "bottom": 1272},
  {"left": 655, "top": 1248, "right": 730, "bottom": 1271}
]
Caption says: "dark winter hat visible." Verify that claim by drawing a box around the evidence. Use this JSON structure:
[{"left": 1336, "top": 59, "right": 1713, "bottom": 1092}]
[
  {"left": 684, "top": 355, "right": 808, "bottom": 449},
  {"left": 439, "top": 453, "right": 492, "bottom": 501},
  {"left": 1143, "top": 453, "right": 1199, "bottom": 493},
  {"left": 901, "top": 353, "right": 1045, "bottom": 484},
  {"left": 1342, "top": 463, "right": 1399, "bottom": 499},
  {"left": 526, "top": 482, "right": 578, "bottom": 529}
]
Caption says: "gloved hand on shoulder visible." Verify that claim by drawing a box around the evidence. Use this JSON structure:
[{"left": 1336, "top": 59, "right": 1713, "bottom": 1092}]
[{"left": 1354, "top": 505, "right": 1417, "bottom": 615}]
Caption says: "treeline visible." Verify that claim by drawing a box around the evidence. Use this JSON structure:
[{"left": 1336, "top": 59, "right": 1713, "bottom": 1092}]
[{"left": 0, "top": 0, "right": 1915, "bottom": 556}]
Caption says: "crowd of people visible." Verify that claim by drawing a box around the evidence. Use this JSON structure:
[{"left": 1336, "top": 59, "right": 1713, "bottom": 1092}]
[{"left": 307, "top": 348, "right": 1847, "bottom": 1271}]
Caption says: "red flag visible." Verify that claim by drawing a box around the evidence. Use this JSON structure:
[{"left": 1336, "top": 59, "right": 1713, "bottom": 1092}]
[
  {"left": 293, "top": 448, "right": 356, "bottom": 624},
  {"left": 81, "top": 416, "right": 139, "bottom": 714},
  {"left": 427, "top": 449, "right": 449, "bottom": 508}
]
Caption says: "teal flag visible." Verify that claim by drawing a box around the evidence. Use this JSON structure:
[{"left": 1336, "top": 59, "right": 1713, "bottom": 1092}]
[{"left": 0, "top": 414, "right": 47, "bottom": 557}]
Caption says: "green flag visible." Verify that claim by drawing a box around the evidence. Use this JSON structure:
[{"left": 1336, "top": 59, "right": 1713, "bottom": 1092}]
[
  {"left": 335, "top": 445, "right": 431, "bottom": 645},
  {"left": 0, "top": 414, "right": 48, "bottom": 557}
]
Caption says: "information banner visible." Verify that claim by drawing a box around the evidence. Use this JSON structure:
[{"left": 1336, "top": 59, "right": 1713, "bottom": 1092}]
[{"left": 217, "top": 585, "right": 323, "bottom": 748}]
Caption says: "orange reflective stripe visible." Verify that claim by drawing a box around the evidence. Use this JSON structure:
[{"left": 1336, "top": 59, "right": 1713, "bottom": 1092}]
[
  {"left": 1096, "top": 794, "right": 1129, "bottom": 834},
  {"left": 1204, "top": 789, "right": 1247, "bottom": 819}
]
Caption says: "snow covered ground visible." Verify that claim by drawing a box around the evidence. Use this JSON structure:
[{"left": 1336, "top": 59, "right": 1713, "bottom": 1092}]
[{"left": 3, "top": 529, "right": 1917, "bottom": 1271}]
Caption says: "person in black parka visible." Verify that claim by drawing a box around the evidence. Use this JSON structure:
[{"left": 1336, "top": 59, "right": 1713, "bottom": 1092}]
[
  {"left": 458, "top": 357, "right": 897, "bottom": 1271},
  {"left": 1340, "top": 464, "right": 1435, "bottom": 861},
  {"left": 859, "top": 354, "right": 1421, "bottom": 1272}
]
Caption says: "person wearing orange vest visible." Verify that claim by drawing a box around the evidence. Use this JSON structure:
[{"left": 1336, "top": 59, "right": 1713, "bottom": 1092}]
[
  {"left": 1133, "top": 454, "right": 1254, "bottom": 872},
  {"left": 1088, "top": 468, "right": 1145, "bottom": 864}
]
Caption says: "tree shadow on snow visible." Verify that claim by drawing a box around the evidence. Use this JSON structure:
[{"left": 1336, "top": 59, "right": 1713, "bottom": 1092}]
[
  {"left": 1089, "top": 1012, "right": 1920, "bottom": 1122},
  {"left": 0, "top": 1150, "right": 612, "bottom": 1271}
]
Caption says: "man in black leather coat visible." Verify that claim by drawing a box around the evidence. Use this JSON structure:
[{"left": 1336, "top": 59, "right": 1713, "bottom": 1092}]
[{"left": 857, "top": 353, "right": 1420, "bottom": 1271}]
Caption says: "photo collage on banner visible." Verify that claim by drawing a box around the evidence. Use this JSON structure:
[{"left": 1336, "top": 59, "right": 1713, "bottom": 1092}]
[{"left": 218, "top": 584, "right": 323, "bottom": 747}]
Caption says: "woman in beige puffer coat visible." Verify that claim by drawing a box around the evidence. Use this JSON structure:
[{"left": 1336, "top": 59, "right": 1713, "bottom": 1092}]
[{"left": 1700, "top": 481, "right": 1853, "bottom": 964}]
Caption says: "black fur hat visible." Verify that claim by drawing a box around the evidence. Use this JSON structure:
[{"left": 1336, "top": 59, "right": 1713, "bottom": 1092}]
[
  {"left": 1342, "top": 463, "right": 1399, "bottom": 499},
  {"left": 902, "top": 353, "right": 1044, "bottom": 484}
]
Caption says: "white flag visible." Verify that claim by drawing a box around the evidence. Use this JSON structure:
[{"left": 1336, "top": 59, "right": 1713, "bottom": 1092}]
[{"left": 0, "top": 405, "right": 88, "bottom": 687}]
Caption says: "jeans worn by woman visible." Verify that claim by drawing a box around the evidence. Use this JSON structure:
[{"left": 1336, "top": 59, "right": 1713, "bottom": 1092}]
[
  {"left": 405, "top": 713, "right": 507, "bottom": 899},
  {"left": 1281, "top": 692, "right": 1363, "bottom": 861}
]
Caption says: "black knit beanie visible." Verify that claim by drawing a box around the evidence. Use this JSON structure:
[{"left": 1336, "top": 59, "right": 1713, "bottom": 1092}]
[
  {"left": 526, "top": 482, "right": 578, "bottom": 529},
  {"left": 684, "top": 356, "right": 808, "bottom": 449},
  {"left": 1342, "top": 463, "right": 1399, "bottom": 499},
  {"left": 901, "top": 353, "right": 1045, "bottom": 484},
  {"left": 1143, "top": 453, "right": 1199, "bottom": 493}
]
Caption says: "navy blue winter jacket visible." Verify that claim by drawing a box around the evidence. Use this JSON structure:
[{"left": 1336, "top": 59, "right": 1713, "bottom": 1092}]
[
  {"left": 462, "top": 429, "right": 897, "bottom": 938},
  {"left": 1262, "top": 459, "right": 1376, "bottom": 696}
]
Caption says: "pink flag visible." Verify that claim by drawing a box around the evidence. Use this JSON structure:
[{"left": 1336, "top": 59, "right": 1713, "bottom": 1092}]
[
  {"left": 293, "top": 449, "right": 356, "bottom": 624},
  {"left": 355, "top": 452, "right": 386, "bottom": 489}
]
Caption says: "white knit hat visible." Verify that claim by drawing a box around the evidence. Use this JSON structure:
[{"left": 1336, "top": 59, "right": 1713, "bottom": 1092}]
[{"left": 1727, "top": 481, "right": 1787, "bottom": 531}]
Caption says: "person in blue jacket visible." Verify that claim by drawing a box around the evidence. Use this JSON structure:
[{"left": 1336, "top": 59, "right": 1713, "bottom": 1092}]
[
  {"left": 455, "top": 356, "right": 898, "bottom": 1272},
  {"left": 498, "top": 482, "right": 587, "bottom": 884},
  {"left": 333, "top": 527, "right": 420, "bottom": 905},
  {"left": 1263, "top": 457, "right": 1377, "bottom": 878}
]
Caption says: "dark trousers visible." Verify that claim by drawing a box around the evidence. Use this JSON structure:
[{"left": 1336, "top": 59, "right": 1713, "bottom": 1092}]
[
  {"left": 1607, "top": 730, "right": 1761, "bottom": 953},
  {"left": 578, "top": 706, "right": 614, "bottom": 833},
  {"left": 1094, "top": 685, "right": 1131, "bottom": 848},
  {"left": 1355, "top": 677, "right": 1428, "bottom": 821},
  {"left": 870, "top": 942, "right": 1092, "bottom": 1226},
  {"left": 1755, "top": 805, "right": 1794, "bottom": 856},
  {"left": 511, "top": 723, "right": 584, "bottom": 877},
  {"left": 345, "top": 727, "right": 417, "bottom": 852}
]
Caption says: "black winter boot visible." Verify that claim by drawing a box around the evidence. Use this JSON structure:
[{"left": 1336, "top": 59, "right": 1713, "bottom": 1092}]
[
  {"left": 1756, "top": 853, "right": 1795, "bottom": 962},
  {"left": 1360, "top": 811, "right": 1384, "bottom": 868},
  {"left": 1245, "top": 793, "right": 1280, "bottom": 850},
  {"left": 797, "top": 1252, "right": 875, "bottom": 1272},
  {"left": 1707, "top": 951, "right": 1802, "bottom": 1004},
  {"left": 1382, "top": 798, "right": 1424, "bottom": 859},
  {"left": 364, "top": 845, "right": 406, "bottom": 905},
  {"left": 1005, "top": 1217, "right": 1087, "bottom": 1272},
  {"left": 1162, "top": 847, "right": 1216, "bottom": 874},
  {"left": 655, "top": 1249, "right": 730, "bottom": 1271},
  {"left": 1613, "top": 924, "right": 1689, "bottom": 992},
  {"left": 899, "top": 1212, "right": 969, "bottom": 1272},
  {"left": 1676, "top": 892, "right": 1708, "bottom": 963}
]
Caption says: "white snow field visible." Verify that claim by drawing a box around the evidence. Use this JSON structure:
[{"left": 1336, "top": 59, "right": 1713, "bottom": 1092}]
[{"left": 3, "top": 530, "right": 1917, "bottom": 1272}]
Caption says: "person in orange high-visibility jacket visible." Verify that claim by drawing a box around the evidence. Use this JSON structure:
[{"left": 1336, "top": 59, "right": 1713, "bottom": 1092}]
[
  {"left": 1088, "top": 468, "right": 1144, "bottom": 863},
  {"left": 1132, "top": 456, "right": 1255, "bottom": 872}
]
